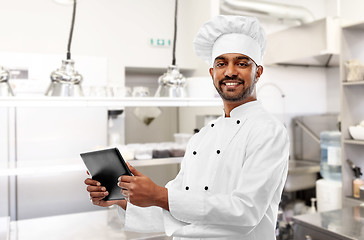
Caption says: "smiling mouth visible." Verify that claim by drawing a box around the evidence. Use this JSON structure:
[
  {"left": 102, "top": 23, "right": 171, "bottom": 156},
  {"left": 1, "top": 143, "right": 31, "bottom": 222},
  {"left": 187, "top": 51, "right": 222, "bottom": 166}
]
[
  {"left": 220, "top": 80, "right": 244, "bottom": 87},
  {"left": 224, "top": 82, "right": 240, "bottom": 86}
]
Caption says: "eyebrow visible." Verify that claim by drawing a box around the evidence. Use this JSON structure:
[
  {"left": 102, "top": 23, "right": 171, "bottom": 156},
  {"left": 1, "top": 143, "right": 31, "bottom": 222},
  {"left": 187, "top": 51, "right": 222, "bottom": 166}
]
[
  {"left": 237, "top": 56, "right": 250, "bottom": 61},
  {"left": 214, "top": 56, "right": 251, "bottom": 61},
  {"left": 214, "top": 56, "right": 226, "bottom": 61}
]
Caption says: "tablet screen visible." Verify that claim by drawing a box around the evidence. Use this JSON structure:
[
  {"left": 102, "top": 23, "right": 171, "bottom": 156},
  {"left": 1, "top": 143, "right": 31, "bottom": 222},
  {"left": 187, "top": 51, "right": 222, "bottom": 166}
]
[{"left": 80, "top": 148, "right": 132, "bottom": 201}]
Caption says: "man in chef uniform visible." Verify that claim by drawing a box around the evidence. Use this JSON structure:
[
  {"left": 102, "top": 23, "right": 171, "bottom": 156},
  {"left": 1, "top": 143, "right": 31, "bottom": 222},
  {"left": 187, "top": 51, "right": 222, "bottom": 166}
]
[{"left": 85, "top": 15, "right": 289, "bottom": 239}]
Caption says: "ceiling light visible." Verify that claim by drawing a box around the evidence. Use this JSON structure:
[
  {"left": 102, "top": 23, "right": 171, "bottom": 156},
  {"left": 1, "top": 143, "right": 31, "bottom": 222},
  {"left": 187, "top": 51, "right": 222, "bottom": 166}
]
[
  {"left": 155, "top": 0, "right": 186, "bottom": 98},
  {"left": 46, "top": 0, "right": 84, "bottom": 96}
]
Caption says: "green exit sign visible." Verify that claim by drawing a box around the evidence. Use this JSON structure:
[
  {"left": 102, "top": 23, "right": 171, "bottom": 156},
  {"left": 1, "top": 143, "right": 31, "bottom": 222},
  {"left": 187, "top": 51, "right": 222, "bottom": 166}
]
[{"left": 150, "top": 38, "right": 172, "bottom": 47}]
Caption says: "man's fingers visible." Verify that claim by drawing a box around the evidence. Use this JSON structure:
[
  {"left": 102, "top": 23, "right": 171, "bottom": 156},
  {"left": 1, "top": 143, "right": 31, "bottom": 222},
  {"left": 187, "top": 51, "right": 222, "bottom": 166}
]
[
  {"left": 119, "top": 175, "right": 134, "bottom": 183},
  {"left": 84, "top": 178, "right": 101, "bottom": 186},
  {"left": 118, "top": 181, "right": 131, "bottom": 190},
  {"left": 86, "top": 185, "right": 107, "bottom": 193},
  {"left": 90, "top": 191, "right": 109, "bottom": 198},
  {"left": 127, "top": 162, "right": 142, "bottom": 176},
  {"left": 91, "top": 198, "right": 105, "bottom": 206}
]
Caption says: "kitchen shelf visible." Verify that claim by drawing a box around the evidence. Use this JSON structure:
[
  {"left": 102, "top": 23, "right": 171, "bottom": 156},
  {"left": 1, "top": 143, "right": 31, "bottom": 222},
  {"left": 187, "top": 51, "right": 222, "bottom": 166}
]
[
  {"left": 342, "top": 81, "right": 364, "bottom": 86},
  {"left": 340, "top": 21, "right": 364, "bottom": 205},
  {"left": 0, "top": 96, "right": 222, "bottom": 108},
  {"left": 125, "top": 65, "right": 195, "bottom": 74},
  {"left": 344, "top": 139, "right": 364, "bottom": 145},
  {"left": 0, "top": 157, "right": 182, "bottom": 176}
]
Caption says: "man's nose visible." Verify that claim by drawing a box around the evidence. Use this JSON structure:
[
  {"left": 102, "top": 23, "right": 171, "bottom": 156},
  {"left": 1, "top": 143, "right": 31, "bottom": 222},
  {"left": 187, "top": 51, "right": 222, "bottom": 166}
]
[{"left": 224, "top": 64, "right": 238, "bottom": 77}]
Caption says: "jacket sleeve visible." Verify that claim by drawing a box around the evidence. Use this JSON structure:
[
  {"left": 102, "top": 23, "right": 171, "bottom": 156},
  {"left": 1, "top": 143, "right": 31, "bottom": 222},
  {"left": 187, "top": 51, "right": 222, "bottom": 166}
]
[
  {"left": 163, "top": 121, "right": 290, "bottom": 237},
  {"left": 120, "top": 155, "right": 188, "bottom": 233}
]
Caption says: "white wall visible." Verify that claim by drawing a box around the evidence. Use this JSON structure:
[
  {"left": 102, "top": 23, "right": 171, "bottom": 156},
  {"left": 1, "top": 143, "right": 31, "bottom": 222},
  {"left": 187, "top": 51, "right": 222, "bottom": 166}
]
[
  {"left": 326, "top": 67, "right": 341, "bottom": 113},
  {"left": 340, "top": 0, "right": 364, "bottom": 25},
  {"left": 258, "top": 66, "right": 328, "bottom": 116}
]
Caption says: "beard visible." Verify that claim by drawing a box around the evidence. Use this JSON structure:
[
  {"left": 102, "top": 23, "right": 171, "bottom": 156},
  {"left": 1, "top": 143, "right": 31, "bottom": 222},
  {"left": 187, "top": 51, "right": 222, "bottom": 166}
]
[{"left": 214, "top": 76, "right": 256, "bottom": 102}]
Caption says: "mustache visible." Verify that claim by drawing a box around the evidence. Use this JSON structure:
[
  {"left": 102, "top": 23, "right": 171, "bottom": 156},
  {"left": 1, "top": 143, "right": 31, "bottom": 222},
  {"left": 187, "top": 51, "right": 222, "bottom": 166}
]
[{"left": 219, "top": 76, "right": 245, "bottom": 84}]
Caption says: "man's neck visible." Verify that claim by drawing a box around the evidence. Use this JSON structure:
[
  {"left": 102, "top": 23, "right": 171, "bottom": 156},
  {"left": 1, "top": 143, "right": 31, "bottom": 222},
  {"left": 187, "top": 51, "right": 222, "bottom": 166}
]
[{"left": 223, "top": 97, "right": 256, "bottom": 117}]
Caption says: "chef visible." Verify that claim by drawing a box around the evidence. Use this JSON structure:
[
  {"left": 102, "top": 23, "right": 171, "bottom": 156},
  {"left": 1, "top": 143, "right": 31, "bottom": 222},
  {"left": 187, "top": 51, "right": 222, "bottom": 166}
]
[{"left": 85, "top": 15, "right": 289, "bottom": 239}]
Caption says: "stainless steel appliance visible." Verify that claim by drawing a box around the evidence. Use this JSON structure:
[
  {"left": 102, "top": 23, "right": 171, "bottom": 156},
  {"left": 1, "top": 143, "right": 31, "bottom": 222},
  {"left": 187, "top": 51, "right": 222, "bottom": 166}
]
[
  {"left": 45, "top": 59, "right": 83, "bottom": 96},
  {"left": 0, "top": 66, "right": 14, "bottom": 96}
]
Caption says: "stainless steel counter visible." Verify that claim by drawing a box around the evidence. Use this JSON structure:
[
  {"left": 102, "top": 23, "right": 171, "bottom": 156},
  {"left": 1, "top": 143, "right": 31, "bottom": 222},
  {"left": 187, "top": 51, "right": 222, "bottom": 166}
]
[
  {"left": 293, "top": 206, "right": 364, "bottom": 240},
  {"left": 9, "top": 208, "right": 171, "bottom": 240}
]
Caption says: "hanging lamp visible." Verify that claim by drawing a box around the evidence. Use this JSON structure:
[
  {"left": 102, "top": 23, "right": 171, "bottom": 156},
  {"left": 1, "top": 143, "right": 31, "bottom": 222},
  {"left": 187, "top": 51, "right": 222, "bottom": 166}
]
[
  {"left": 155, "top": 0, "right": 186, "bottom": 98},
  {"left": 45, "top": 0, "right": 83, "bottom": 96},
  {"left": 0, "top": 66, "right": 15, "bottom": 96}
]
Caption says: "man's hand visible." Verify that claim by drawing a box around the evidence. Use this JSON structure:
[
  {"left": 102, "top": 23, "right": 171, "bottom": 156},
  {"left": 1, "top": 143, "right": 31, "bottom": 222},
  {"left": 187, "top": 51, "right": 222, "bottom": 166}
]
[
  {"left": 118, "top": 163, "right": 169, "bottom": 211},
  {"left": 84, "top": 174, "right": 127, "bottom": 210}
]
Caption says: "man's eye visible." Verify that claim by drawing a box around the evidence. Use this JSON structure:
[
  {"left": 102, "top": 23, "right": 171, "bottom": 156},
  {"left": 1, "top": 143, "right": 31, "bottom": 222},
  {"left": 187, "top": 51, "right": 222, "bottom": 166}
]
[
  {"left": 216, "top": 62, "right": 226, "bottom": 67},
  {"left": 238, "top": 62, "right": 249, "bottom": 67}
]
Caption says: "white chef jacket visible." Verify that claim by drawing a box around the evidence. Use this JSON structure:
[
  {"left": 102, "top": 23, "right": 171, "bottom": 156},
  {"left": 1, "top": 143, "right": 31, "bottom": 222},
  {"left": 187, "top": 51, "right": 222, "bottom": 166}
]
[{"left": 118, "top": 100, "right": 290, "bottom": 240}]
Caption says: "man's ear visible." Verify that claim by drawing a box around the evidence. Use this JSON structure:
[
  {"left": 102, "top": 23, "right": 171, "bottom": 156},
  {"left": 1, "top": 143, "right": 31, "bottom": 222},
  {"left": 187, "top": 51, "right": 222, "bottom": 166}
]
[
  {"left": 255, "top": 65, "right": 263, "bottom": 82},
  {"left": 209, "top": 68, "right": 214, "bottom": 78}
]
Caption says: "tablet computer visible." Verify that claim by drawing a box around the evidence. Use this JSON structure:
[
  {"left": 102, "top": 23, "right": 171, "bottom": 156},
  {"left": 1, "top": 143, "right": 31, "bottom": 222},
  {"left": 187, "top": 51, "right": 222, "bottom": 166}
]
[{"left": 80, "top": 148, "right": 132, "bottom": 201}]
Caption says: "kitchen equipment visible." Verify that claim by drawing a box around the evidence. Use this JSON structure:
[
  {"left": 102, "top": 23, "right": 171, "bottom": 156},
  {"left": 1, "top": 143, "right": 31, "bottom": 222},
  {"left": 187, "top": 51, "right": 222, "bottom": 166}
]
[
  {"left": 45, "top": 59, "right": 83, "bottom": 96},
  {"left": 155, "top": 65, "right": 186, "bottom": 98},
  {"left": 307, "top": 198, "right": 316, "bottom": 214},
  {"left": 132, "top": 86, "right": 149, "bottom": 97},
  {"left": 155, "top": 0, "right": 187, "bottom": 98},
  {"left": 0, "top": 66, "right": 15, "bottom": 96},
  {"left": 347, "top": 159, "right": 363, "bottom": 199},
  {"left": 173, "top": 133, "right": 192, "bottom": 145},
  {"left": 320, "top": 131, "right": 342, "bottom": 182},
  {"left": 153, "top": 142, "right": 172, "bottom": 159},
  {"left": 345, "top": 59, "right": 364, "bottom": 81},
  {"left": 169, "top": 143, "right": 186, "bottom": 157},
  {"left": 134, "top": 144, "right": 154, "bottom": 160},
  {"left": 108, "top": 109, "right": 125, "bottom": 146},
  {"left": 133, "top": 106, "right": 162, "bottom": 125},
  {"left": 316, "top": 179, "right": 342, "bottom": 212},
  {"left": 349, "top": 125, "right": 364, "bottom": 140},
  {"left": 45, "top": 0, "right": 84, "bottom": 96}
]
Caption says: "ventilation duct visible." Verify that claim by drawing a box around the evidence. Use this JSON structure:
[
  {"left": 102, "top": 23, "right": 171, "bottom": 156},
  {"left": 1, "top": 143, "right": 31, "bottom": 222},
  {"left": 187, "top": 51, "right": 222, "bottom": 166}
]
[{"left": 221, "top": 0, "right": 315, "bottom": 24}]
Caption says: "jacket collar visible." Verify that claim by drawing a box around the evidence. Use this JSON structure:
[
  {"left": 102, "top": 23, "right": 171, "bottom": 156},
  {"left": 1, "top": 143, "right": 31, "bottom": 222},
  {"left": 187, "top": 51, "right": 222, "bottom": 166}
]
[{"left": 226, "top": 100, "right": 261, "bottom": 118}]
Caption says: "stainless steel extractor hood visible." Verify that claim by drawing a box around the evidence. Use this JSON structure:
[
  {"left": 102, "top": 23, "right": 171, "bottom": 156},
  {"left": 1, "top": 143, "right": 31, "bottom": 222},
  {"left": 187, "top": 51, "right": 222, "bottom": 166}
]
[
  {"left": 263, "top": 17, "right": 341, "bottom": 67},
  {"left": 220, "top": 0, "right": 315, "bottom": 24}
]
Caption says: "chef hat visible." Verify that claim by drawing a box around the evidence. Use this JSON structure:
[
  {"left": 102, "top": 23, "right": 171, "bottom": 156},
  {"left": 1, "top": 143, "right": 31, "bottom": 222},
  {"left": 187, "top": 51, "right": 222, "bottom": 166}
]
[{"left": 193, "top": 15, "right": 266, "bottom": 66}]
